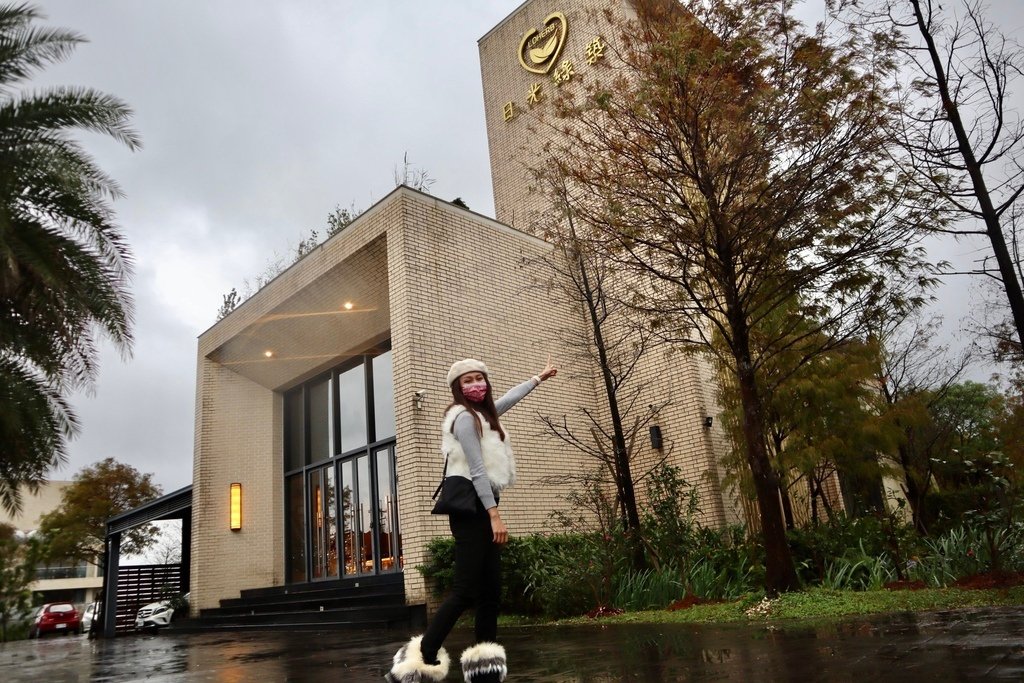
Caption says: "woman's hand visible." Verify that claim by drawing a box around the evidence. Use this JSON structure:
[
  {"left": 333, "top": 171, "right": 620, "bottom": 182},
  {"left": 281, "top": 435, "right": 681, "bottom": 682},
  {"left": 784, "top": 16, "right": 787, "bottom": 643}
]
[
  {"left": 489, "top": 509, "right": 509, "bottom": 545},
  {"left": 539, "top": 354, "right": 558, "bottom": 382}
]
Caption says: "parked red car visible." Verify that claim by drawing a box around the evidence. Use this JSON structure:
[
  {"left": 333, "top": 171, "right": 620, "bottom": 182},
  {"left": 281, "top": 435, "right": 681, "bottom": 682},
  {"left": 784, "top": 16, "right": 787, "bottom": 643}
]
[{"left": 29, "top": 602, "right": 81, "bottom": 638}]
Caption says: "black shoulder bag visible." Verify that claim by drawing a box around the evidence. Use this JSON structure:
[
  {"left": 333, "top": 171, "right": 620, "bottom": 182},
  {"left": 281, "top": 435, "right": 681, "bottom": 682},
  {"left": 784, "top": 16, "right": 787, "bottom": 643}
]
[{"left": 430, "top": 454, "right": 479, "bottom": 516}]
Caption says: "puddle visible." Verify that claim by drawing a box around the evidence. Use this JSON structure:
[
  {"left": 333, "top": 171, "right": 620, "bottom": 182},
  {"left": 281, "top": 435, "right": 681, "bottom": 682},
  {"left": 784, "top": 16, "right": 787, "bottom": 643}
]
[{"left": 1, "top": 607, "right": 1022, "bottom": 681}]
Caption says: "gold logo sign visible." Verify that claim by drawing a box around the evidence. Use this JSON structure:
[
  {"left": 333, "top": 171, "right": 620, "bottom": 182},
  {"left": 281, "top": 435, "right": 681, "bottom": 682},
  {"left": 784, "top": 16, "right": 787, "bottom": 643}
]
[{"left": 518, "top": 12, "right": 568, "bottom": 75}]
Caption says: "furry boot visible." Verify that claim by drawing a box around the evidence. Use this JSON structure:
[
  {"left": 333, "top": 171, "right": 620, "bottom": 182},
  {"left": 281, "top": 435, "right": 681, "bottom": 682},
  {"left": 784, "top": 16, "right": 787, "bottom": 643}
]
[
  {"left": 384, "top": 635, "right": 450, "bottom": 683},
  {"left": 460, "top": 642, "right": 507, "bottom": 682}
]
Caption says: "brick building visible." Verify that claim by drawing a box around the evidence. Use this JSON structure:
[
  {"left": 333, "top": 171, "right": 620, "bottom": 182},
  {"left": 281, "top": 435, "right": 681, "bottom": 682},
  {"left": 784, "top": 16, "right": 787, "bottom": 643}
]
[{"left": 189, "top": 0, "right": 740, "bottom": 614}]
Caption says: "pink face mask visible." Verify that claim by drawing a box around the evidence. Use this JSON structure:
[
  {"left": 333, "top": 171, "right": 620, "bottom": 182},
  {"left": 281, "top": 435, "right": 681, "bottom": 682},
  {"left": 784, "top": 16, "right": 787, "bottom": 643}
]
[{"left": 462, "top": 381, "right": 488, "bottom": 402}]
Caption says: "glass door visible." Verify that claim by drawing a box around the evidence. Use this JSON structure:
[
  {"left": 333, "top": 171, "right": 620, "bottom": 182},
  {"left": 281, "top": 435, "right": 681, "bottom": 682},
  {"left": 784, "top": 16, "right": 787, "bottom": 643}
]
[
  {"left": 375, "top": 445, "right": 401, "bottom": 572},
  {"left": 308, "top": 464, "right": 338, "bottom": 580},
  {"left": 285, "top": 346, "right": 400, "bottom": 584},
  {"left": 338, "top": 446, "right": 400, "bottom": 575}
]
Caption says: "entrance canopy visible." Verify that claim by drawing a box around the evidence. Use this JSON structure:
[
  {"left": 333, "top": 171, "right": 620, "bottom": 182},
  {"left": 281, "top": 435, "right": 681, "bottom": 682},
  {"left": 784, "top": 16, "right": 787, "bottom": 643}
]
[{"left": 204, "top": 232, "right": 390, "bottom": 392}]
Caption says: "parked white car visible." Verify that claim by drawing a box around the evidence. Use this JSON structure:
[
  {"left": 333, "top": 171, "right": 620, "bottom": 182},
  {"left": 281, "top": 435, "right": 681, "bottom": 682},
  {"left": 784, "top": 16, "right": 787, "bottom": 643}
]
[
  {"left": 80, "top": 601, "right": 99, "bottom": 632},
  {"left": 135, "top": 593, "right": 188, "bottom": 631}
]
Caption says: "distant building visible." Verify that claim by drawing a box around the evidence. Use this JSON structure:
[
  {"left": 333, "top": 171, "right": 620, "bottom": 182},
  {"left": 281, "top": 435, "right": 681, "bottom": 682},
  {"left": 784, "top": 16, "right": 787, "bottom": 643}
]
[{"left": 0, "top": 482, "right": 102, "bottom": 605}]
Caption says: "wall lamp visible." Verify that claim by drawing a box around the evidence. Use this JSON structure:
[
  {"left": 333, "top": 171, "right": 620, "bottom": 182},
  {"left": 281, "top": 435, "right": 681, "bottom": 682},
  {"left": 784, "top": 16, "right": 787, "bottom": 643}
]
[
  {"left": 230, "top": 482, "right": 242, "bottom": 531},
  {"left": 649, "top": 425, "right": 663, "bottom": 450},
  {"left": 703, "top": 416, "right": 713, "bottom": 429}
]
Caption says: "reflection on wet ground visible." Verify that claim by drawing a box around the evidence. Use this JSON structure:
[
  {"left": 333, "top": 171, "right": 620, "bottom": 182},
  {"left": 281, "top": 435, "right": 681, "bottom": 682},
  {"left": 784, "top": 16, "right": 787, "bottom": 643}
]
[{"left": 1, "top": 606, "right": 1022, "bottom": 681}]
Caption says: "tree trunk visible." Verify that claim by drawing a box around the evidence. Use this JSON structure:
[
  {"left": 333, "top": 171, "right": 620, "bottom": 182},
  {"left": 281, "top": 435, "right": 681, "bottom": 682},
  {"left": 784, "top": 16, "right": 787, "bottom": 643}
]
[
  {"left": 810, "top": 478, "right": 820, "bottom": 525},
  {"left": 896, "top": 442, "right": 929, "bottom": 535},
  {"left": 780, "top": 484, "right": 795, "bottom": 530},
  {"left": 734, "top": 352, "right": 800, "bottom": 594},
  {"left": 569, "top": 223, "right": 645, "bottom": 570},
  {"left": 774, "top": 434, "right": 795, "bottom": 530},
  {"left": 816, "top": 471, "right": 836, "bottom": 521}
]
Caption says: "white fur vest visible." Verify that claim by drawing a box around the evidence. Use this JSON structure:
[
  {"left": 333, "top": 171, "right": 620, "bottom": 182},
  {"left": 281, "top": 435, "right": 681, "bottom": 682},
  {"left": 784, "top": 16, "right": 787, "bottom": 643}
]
[{"left": 441, "top": 406, "right": 516, "bottom": 491}]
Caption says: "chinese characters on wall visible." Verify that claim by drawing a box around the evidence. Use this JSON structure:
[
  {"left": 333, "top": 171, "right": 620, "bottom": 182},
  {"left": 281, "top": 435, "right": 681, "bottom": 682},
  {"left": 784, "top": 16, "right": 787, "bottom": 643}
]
[{"left": 504, "top": 12, "right": 607, "bottom": 123}]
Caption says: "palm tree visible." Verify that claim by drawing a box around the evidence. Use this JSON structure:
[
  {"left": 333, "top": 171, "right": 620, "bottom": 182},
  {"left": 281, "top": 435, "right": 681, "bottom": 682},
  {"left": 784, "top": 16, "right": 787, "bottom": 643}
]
[{"left": 0, "top": 3, "right": 140, "bottom": 514}]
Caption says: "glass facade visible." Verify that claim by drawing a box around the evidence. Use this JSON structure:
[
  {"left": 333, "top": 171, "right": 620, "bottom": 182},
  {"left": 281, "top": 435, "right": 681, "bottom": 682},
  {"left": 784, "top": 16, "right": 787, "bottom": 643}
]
[{"left": 284, "top": 343, "right": 400, "bottom": 583}]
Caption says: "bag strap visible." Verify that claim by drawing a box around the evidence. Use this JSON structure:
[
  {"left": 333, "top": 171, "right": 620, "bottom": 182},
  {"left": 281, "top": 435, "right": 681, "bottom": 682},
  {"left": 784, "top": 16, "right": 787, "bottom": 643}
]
[
  {"left": 431, "top": 454, "right": 449, "bottom": 501},
  {"left": 433, "top": 406, "right": 469, "bottom": 500}
]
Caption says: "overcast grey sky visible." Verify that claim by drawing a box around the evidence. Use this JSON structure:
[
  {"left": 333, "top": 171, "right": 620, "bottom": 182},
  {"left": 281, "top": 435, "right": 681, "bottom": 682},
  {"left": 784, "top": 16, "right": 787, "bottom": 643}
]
[{"left": 33, "top": 0, "right": 1024, "bottom": 494}]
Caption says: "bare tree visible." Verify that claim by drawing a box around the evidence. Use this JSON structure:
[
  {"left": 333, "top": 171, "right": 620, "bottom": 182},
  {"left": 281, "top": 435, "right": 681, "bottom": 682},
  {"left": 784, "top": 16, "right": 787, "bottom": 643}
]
[
  {"left": 393, "top": 151, "right": 435, "bottom": 192},
  {"left": 141, "top": 521, "right": 182, "bottom": 565},
  {"left": 533, "top": 185, "right": 665, "bottom": 569},
  {"left": 837, "top": 0, "right": 1024, "bottom": 351}
]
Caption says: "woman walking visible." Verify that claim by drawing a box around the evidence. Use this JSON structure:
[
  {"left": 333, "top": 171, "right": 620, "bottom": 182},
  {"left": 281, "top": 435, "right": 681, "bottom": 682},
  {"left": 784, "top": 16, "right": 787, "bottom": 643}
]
[{"left": 385, "top": 357, "right": 557, "bottom": 683}]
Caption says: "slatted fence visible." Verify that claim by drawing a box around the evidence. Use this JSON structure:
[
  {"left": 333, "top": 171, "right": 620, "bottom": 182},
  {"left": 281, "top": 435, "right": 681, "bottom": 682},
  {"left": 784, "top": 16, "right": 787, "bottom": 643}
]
[{"left": 113, "top": 564, "right": 184, "bottom": 634}]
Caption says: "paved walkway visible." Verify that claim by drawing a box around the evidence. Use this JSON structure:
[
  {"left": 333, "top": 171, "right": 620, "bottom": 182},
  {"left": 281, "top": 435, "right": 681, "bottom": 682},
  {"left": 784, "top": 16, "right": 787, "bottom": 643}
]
[{"left": 1, "top": 606, "right": 1022, "bottom": 681}]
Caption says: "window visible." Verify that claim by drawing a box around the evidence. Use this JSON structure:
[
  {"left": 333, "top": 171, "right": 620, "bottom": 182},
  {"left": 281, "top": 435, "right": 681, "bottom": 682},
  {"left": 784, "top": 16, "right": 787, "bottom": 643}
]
[
  {"left": 337, "top": 364, "right": 367, "bottom": 453},
  {"left": 283, "top": 343, "right": 397, "bottom": 583},
  {"left": 309, "top": 377, "right": 331, "bottom": 462},
  {"left": 285, "top": 389, "right": 305, "bottom": 471},
  {"left": 373, "top": 350, "right": 396, "bottom": 441}
]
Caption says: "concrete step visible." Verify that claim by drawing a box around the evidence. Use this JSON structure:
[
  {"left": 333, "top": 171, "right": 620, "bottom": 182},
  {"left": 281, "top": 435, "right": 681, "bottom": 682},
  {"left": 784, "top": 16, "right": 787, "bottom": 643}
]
[
  {"left": 217, "top": 586, "right": 403, "bottom": 611},
  {"left": 237, "top": 573, "right": 403, "bottom": 600},
  {"left": 197, "top": 603, "right": 412, "bottom": 627},
  {"left": 169, "top": 618, "right": 393, "bottom": 633}
]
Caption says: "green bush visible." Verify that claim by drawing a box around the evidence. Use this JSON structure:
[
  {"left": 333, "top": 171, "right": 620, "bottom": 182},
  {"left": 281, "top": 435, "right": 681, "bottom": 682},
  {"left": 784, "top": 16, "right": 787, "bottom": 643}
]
[
  {"left": 418, "top": 536, "right": 456, "bottom": 595},
  {"left": 788, "top": 513, "right": 918, "bottom": 584},
  {"left": 417, "top": 532, "right": 599, "bottom": 617},
  {"left": 640, "top": 463, "right": 701, "bottom": 565},
  {"left": 821, "top": 541, "right": 897, "bottom": 590}
]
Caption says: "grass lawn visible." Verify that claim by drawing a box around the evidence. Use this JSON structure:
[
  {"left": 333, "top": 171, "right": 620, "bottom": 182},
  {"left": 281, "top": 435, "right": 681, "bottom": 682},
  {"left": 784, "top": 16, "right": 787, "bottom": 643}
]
[{"left": 490, "top": 586, "right": 1024, "bottom": 628}]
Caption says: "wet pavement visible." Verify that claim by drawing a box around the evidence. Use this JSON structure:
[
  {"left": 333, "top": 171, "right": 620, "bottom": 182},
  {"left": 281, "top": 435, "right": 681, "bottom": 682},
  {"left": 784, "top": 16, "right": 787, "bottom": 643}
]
[{"left": 1, "top": 606, "right": 1022, "bottom": 681}]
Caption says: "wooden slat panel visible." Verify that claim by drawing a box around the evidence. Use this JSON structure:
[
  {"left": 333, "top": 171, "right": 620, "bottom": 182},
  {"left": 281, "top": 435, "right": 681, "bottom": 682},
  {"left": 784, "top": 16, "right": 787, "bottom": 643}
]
[{"left": 114, "top": 564, "right": 184, "bottom": 634}]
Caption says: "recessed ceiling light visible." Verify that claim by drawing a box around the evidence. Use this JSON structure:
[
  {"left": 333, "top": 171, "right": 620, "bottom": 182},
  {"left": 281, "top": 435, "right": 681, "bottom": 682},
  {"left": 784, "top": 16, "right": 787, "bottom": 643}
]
[
  {"left": 343, "top": 302, "right": 354, "bottom": 310},
  {"left": 264, "top": 350, "right": 273, "bottom": 358}
]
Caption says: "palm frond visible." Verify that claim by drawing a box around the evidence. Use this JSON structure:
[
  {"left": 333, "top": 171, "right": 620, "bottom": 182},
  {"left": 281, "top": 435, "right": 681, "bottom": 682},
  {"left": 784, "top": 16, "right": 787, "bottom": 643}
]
[
  {"left": 0, "top": 86, "right": 141, "bottom": 150},
  {"left": 0, "top": 355, "right": 75, "bottom": 515}
]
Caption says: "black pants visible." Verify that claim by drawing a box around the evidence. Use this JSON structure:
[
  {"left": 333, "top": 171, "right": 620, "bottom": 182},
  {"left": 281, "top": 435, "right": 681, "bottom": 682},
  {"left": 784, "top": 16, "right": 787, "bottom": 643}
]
[{"left": 420, "top": 508, "right": 502, "bottom": 662}]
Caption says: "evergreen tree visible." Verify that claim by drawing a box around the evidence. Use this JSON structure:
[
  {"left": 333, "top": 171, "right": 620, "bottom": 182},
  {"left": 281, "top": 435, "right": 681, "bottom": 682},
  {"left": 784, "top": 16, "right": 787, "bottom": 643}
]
[{"left": 0, "top": 4, "right": 140, "bottom": 514}]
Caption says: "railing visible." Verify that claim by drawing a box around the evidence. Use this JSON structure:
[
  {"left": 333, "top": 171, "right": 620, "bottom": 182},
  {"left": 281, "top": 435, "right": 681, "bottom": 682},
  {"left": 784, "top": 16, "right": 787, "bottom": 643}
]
[{"left": 35, "top": 565, "right": 88, "bottom": 580}]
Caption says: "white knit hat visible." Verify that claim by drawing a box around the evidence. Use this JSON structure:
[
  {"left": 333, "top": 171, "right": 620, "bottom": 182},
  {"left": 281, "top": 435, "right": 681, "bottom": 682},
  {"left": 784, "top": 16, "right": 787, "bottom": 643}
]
[{"left": 447, "top": 358, "right": 489, "bottom": 386}]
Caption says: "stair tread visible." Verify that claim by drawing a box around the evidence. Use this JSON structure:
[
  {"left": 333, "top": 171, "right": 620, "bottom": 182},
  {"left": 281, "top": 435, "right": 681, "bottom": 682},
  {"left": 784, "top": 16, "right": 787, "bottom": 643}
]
[
  {"left": 200, "top": 604, "right": 410, "bottom": 620},
  {"left": 218, "top": 588, "right": 402, "bottom": 608}
]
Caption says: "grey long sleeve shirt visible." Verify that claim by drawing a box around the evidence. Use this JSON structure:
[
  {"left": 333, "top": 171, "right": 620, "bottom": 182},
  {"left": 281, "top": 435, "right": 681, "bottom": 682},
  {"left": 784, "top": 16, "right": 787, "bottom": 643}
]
[{"left": 452, "top": 378, "right": 538, "bottom": 510}]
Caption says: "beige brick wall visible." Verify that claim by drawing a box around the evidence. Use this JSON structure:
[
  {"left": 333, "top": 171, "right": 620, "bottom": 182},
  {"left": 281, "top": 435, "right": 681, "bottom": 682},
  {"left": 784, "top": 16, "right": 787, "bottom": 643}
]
[
  {"left": 190, "top": 358, "right": 283, "bottom": 612},
  {"left": 481, "top": 0, "right": 742, "bottom": 528},
  {"left": 480, "top": 0, "right": 630, "bottom": 229},
  {"left": 389, "top": 191, "right": 603, "bottom": 605}
]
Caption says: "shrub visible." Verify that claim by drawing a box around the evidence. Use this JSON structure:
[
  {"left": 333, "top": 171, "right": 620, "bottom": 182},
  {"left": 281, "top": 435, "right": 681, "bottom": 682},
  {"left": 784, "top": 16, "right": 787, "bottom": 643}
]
[
  {"left": 416, "top": 532, "right": 599, "bottom": 617},
  {"left": 640, "top": 463, "right": 701, "bottom": 566},
  {"left": 821, "top": 543, "right": 896, "bottom": 591},
  {"left": 788, "top": 513, "right": 917, "bottom": 585}
]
